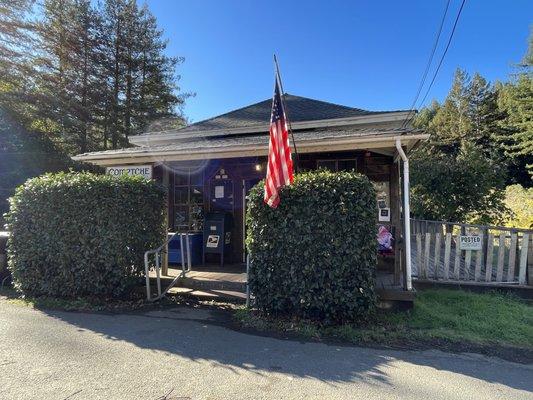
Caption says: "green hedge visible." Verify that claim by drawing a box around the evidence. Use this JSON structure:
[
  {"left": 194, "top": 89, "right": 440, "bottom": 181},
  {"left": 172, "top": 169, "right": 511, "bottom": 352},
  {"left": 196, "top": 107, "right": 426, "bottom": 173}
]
[
  {"left": 5, "top": 172, "right": 166, "bottom": 298},
  {"left": 246, "top": 170, "right": 378, "bottom": 323}
]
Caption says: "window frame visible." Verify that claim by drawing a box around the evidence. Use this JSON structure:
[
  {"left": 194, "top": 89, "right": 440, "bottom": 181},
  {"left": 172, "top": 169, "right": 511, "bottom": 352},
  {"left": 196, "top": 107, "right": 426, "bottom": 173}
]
[
  {"left": 173, "top": 168, "right": 204, "bottom": 232},
  {"left": 316, "top": 158, "right": 357, "bottom": 172}
]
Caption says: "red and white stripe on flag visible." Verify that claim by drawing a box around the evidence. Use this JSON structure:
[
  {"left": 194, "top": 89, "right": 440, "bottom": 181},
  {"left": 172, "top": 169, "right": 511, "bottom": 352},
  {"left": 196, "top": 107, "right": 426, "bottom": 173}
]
[{"left": 264, "top": 77, "right": 294, "bottom": 208}]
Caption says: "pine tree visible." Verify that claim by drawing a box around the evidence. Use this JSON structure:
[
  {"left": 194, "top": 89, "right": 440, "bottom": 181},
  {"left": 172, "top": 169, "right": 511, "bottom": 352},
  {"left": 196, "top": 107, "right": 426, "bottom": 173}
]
[
  {"left": 0, "top": 0, "right": 38, "bottom": 126},
  {"left": 31, "top": 0, "right": 104, "bottom": 154},
  {"left": 101, "top": 0, "right": 127, "bottom": 149},
  {"left": 135, "top": 3, "right": 186, "bottom": 134},
  {"left": 495, "top": 30, "right": 533, "bottom": 184},
  {"left": 71, "top": 0, "right": 105, "bottom": 153},
  {"left": 99, "top": 0, "right": 187, "bottom": 149},
  {"left": 23, "top": 0, "right": 188, "bottom": 152},
  {"left": 466, "top": 73, "right": 504, "bottom": 160},
  {"left": 412, "top": 69, "right": 509, "bottom": 223},
  {"left": 425, "top": 69, "right": 472, "bottom": 152}
]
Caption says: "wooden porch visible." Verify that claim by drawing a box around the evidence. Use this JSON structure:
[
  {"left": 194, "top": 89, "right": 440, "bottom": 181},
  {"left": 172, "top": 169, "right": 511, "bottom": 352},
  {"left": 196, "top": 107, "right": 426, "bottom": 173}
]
[{"left": 149, "top": 264, "right": 415, "bottom": 307}]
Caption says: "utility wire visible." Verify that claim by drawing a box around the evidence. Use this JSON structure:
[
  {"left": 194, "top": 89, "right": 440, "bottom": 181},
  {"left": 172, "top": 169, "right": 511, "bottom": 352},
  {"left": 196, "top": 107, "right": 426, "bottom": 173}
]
[
  {"left": 404, "top": 0, "right": 467, "bottom": 130},
  {"left": 401, "top": 0, "right": 451, "bottom": 129}
]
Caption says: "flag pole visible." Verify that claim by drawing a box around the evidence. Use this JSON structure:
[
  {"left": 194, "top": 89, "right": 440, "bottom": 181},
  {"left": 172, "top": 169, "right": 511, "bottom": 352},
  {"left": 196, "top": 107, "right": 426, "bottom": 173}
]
[{"left": 273, "top": 54, "right": 299, "bottom": 174}]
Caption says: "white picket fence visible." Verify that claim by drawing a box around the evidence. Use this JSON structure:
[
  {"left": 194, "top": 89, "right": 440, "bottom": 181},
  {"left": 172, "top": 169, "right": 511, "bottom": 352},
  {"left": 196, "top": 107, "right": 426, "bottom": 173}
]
[{"left": 411, "top": 219, "right": 532, "bottom": 286}]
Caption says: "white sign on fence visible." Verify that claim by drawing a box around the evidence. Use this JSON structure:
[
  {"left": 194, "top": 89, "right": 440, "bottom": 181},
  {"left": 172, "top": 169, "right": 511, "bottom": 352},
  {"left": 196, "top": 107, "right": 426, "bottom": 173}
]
[
  {"left": 106, "top": 165, "right": 153, "bottom": 180},
  {"left": 459, "top": 235, "right": 482, "bottom": 251}
]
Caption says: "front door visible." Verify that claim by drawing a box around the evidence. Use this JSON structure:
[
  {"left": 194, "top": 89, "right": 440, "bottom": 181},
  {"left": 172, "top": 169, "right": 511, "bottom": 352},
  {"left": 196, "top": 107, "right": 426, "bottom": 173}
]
[{"left": 242, "top": 178, "right": 261, "bottom": 262}]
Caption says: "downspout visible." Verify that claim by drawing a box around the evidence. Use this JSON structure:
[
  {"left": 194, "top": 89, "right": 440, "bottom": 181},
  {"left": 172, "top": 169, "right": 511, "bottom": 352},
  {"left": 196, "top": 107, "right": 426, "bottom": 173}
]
[{"left": 395, "top": 139, "right": 413, "bottom": 291}]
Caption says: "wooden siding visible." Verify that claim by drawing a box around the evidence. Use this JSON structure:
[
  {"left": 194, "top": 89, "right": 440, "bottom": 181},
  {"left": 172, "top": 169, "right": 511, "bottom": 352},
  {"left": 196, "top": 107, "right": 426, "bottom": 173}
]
[{"left": 156, "top": 150, "right": 401, "bottom": 275}]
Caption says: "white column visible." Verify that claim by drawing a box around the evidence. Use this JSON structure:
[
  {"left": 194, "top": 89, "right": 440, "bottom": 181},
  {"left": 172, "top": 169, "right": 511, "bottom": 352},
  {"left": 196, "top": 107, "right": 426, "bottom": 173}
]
[{"left": 395, "top": 139, "right": 413, "bottom": 291}]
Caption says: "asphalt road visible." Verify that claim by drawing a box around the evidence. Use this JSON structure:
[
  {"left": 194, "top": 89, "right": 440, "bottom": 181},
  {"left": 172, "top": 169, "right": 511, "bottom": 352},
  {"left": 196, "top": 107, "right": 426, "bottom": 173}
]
[{"left": 0, "top": 301, "right": 531, "bottom": 400}]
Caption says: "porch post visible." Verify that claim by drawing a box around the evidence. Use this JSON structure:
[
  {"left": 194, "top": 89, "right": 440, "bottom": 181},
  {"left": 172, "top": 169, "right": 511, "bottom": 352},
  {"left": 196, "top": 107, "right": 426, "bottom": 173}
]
[
  {"left": 162, "top": 166, "right": 169, "bottom": 276},
  {"left": 395, "top": 139, "right": 413, "bottom": 291}
]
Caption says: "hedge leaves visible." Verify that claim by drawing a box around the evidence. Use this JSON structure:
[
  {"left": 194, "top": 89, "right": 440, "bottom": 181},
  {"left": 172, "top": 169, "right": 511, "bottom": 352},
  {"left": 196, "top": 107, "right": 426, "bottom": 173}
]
[
  {"left": 246, "top": 171, "right": 377, "bottom": 323},
  {"left": 5, "top": 172, "right": 166, "bottom": 298}
]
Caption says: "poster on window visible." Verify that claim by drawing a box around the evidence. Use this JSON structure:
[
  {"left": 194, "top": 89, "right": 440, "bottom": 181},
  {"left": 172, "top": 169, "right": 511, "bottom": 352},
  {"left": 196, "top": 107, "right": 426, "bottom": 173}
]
[
  {"left": 372, "top": 181, "right": 390, "bottom": 209},
  {"left": 377, "top": 225, "right": 394, "bottom": 255}
]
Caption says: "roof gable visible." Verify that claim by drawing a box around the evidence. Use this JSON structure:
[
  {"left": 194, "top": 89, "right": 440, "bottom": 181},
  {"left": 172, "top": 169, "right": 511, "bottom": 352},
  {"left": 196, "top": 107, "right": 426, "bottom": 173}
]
[{"left": 166, "top": 94, "right": 405, "bottom": 134}]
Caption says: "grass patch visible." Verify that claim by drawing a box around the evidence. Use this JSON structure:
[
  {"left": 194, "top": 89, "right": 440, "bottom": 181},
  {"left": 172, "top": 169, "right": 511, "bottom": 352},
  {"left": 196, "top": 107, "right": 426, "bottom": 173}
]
[
  {"left": 235, "top": 289, "right": 533, "bottom": 350},
  {"left": 0, "top": 286, "right": 147, "bottom": 312},
  {"left": 400, "top": 289, "right": 533, "bottom": 347}
]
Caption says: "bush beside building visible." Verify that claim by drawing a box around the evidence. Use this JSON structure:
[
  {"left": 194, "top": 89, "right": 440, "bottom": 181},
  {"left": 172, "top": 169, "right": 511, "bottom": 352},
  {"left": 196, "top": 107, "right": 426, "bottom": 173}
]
[
  {"left": 246, "top": 171, "right": 378, "bottom": 323},
  {"left": 5, "top": 172, "right": 167, "bottom": 298}
]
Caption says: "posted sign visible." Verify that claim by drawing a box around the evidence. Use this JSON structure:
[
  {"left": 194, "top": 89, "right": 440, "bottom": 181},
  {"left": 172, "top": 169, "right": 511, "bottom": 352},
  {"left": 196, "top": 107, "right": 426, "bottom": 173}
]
[
  {"left": 459, "top": 235, "right": 482, "bottom": 251},
  {"left": 106, "top": 165, "right": 152, "bottom": 180}
]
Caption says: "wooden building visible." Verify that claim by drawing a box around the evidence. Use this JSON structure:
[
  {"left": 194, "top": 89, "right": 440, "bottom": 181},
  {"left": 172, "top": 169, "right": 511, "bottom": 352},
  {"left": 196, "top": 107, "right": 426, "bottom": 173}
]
[{"left": 73, "top": 94, "right": 428, "bottom": 302}]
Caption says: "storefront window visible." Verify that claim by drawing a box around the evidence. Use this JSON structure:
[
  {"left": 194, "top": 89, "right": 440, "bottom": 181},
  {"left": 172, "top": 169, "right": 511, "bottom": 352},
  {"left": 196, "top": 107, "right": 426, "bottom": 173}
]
[
  {"left": 174, "top": 169, "right": 204, "bottom": 232},
  {"left": 317, "top": 159, "right": 356, "bottom": 172}
]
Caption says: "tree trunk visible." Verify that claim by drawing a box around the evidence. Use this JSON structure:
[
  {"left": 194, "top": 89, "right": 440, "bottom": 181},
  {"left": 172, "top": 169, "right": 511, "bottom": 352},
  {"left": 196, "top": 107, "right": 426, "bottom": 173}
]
[{"left": 111, "top": 19, "right": 120, "bottom": 149}]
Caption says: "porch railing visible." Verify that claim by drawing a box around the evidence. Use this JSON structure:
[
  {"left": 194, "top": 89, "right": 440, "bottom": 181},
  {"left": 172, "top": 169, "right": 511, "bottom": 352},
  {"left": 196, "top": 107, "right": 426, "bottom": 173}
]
[
  {"left": 144, "top": 232, "right": 191, "bottom": 301},
  {"left": 410, "top": 218, "right": 532, "bottom": 286}
]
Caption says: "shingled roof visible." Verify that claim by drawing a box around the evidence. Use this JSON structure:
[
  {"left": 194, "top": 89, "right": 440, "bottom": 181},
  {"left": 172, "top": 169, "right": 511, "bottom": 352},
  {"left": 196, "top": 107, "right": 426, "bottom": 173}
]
[
  {"left": 73, "top": 94, "right": 428, "bottom": 164},
  {"left": 77, "top": 127, "right": 419, "bottom": 158},
  {"left": 146, "top": 94, "right": 407, "bottom": 135}
]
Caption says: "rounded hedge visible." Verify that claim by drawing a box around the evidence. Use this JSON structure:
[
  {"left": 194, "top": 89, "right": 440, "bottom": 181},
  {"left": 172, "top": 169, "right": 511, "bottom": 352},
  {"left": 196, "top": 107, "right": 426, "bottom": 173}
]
[
  {"left": 246, "top": 170, "right": 378, "bottom": 323},
  {"left": 5, "top": 172, "right": 166, "bottom": 298}
]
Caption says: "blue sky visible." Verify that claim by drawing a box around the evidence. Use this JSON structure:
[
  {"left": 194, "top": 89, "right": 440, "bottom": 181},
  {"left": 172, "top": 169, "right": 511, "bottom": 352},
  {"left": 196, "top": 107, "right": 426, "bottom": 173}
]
[{"left": 146, "top": 0, "right": 532, "bottom": 123}]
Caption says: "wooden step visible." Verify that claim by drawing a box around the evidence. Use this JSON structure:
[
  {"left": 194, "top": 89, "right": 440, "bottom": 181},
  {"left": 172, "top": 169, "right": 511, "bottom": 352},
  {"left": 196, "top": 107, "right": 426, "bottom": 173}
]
[
  {"left": 149, "top": 270, "right": 247, "bottom": 293},
  {"left": 166, "top": 286, "right": 246, "bottom": 302},
  {"left": 149, "top": 276, "right": 246, "bottom": 292},
  {"left": 178, "top": 276, "right": 246, "bottom": 292}
]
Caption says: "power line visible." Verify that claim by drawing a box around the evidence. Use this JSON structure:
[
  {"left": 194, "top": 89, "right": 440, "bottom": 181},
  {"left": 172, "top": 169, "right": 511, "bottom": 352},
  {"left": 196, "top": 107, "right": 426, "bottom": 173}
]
[
  {"left": 404, "top": 0, "right": 467, "bottom": 129},
  {"left": 401, "top": 0, "right": 451, "bottom": 129}
]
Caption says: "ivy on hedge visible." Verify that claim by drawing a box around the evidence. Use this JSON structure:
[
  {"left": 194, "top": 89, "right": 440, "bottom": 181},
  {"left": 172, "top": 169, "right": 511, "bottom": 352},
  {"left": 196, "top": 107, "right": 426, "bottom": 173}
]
[
  {"left": 246, "top": 170, "right": 378, "bottom": 323},
  {"left": 5, "top": 172, "right": 166, "bottom": 298}
]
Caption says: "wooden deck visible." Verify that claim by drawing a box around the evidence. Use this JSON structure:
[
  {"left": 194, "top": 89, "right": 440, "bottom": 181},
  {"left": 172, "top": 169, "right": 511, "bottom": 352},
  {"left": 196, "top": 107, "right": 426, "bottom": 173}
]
[{"left": 149, "top": 264, "right": 414, "bottom": 306}]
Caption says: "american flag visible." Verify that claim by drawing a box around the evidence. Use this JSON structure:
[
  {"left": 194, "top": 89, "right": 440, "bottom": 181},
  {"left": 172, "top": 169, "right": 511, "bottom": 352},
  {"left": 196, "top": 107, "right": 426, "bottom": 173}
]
[{"left": 264, "top": 77, "right": 294, "bottom": 208}]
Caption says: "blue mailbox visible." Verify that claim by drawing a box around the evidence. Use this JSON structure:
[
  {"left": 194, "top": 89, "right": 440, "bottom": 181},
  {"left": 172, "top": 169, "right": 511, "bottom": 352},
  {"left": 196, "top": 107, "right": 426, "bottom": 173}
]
[
  {"left": 202, "top": 212, "right": 233, "bottom": 267},
  {"left": 168, "top": 233, "right": 203, "bottom": 266}
]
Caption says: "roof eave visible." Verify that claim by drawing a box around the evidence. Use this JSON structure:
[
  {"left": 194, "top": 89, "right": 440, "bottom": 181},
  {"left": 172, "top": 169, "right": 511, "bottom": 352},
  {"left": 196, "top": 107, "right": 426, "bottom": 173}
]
[
  {"left": 74, "top": 132, "right": 429, "bottom": 166},
  {"left": 129, "top": 111, "right": 415, "bottom": 146}
]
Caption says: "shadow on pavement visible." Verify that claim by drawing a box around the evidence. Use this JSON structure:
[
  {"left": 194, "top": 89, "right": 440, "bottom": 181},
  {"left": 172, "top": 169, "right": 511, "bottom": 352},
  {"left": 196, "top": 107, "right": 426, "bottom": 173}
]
[{"left": 41, "top": 305, "right": 533, "bottom": 393}]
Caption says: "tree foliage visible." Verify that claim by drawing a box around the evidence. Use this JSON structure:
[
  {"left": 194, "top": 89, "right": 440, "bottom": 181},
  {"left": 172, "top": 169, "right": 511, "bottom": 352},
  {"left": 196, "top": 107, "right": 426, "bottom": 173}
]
[
  {"left": 503, "top": 184, "right": 533, "bottom": 229},
  {"left": 412, "top": 69, "right": 510, "bottom": 224},
  {"left": 0, "top": 0, "right": 187, "bottom": 220},
  {"left": 411, "top": 27, "right": 533, "bottom": 225},
  {"left": 411, "top": 142, "right": 508, "bottom": 224},
  {"left": 0, "top": 109, "right": 96, "bottom": 223},
  {"left": 0, "top": 0, "right": 188, "bottom": 155},
  {"left": 491, "top": 30, "right": 533, "bottom": 182},
  {"left": 496, "top": 75, "right": 533, "bottom": 179}
]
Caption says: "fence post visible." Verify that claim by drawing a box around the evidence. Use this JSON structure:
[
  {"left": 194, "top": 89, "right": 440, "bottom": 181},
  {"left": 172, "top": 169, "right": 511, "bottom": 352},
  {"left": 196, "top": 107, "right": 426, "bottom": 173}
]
[
  {"left": 485, "top": 233, "right": 494, "bottom": 282},
  {"left": 496, "top": 232, "right": 506, "bottom": 282},
  {"left": 481, "top": 227, "right": 488, "bottom": 263},
  {"left": 423, "top": 232, "right": 431, "bottom": 279},
  {"left": 474, "top": 249, "right": 482, "bottom": 281},
  {"left": 453, "top": 236, "right": 461, "bottom": 280},
  {"left": 527, "top": 235, "right": 533, "bottom": 286},
  {"left": 518, "top": 233, "right": 529, "bottom": 285},
  {"left": 434, "top": 232, "right": 441, "bottom": 280},
  {"left": 416, "top": 234, "right": 423, "bottom": 279},
  {"left": 443, "top": 233, "right": 452, "bottom": 280},
  {"left": 464, "top": 250, "right": 472, "bottom": 280},
  {"left": 507, "top": 232, "right": 518, "bottom": 282}
]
